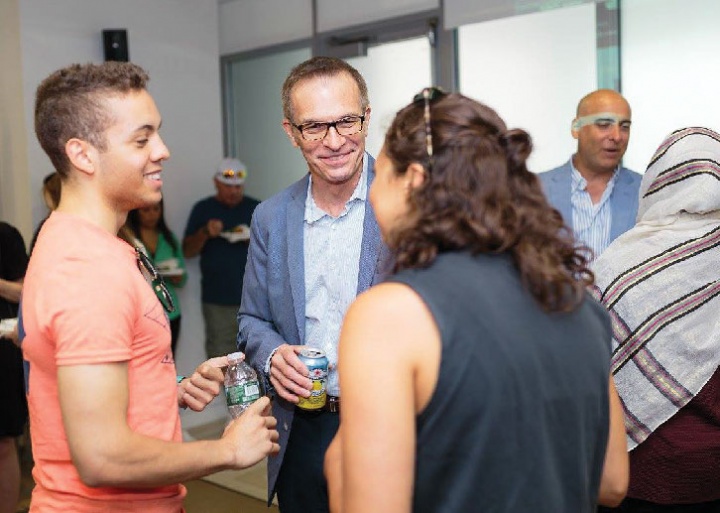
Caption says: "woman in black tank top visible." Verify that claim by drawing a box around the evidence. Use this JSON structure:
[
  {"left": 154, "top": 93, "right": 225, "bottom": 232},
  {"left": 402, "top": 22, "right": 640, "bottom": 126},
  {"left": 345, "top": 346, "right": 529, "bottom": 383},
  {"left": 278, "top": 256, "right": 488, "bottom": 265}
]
[{"left": 325, "top": 91, "right": 628, "bottom": 513}]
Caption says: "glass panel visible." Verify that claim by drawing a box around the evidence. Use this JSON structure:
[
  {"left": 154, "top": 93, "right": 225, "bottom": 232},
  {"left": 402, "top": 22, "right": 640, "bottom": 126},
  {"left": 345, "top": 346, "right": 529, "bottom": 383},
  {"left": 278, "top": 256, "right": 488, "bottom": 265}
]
[
  {"left": 458, "top": 3, "right": 597, "bottom": 173},
  {"left": 227, "top": 46, "right": 312, "bottom": 201},
  {"left": 347, "top": 36, "right": 433, "bottom": 158},
  {"left": 622, "top": 0, "right": 720, "bottom": 173}
]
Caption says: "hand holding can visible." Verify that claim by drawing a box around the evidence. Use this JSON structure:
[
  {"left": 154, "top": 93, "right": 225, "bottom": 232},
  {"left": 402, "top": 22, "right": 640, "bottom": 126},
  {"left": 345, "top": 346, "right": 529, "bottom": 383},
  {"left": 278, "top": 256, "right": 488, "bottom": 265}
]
[{"left": 296, "top": 348, "right": 328, "bottom": 411}]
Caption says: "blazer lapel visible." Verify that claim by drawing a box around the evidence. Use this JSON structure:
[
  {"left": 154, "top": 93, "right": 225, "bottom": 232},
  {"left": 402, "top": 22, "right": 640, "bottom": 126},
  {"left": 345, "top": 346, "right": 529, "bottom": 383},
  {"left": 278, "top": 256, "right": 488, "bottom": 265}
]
[
  {"left": 357, "top": 155, "right": 382, "bottom": 294},
  {"left": 610, "top": 168, "right": 636, "bottom": 241}
]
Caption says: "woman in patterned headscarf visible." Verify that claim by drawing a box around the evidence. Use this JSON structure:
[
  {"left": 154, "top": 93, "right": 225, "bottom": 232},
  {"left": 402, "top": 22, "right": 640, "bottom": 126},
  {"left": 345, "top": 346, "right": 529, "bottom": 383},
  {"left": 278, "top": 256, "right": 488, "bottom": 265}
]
[{"left": 593, "top": 127, "right": 720, "bottom": 511}]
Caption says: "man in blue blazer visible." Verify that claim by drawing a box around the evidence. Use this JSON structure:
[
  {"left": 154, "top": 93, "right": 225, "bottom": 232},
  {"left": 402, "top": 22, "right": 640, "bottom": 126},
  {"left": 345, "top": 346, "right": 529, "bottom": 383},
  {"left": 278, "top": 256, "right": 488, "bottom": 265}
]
[
  {"left": 238, "top": 57, "right": 390, "bottom": 513},
  {"left": 539, "top": 89, "right": 642, "bottom": 259}
]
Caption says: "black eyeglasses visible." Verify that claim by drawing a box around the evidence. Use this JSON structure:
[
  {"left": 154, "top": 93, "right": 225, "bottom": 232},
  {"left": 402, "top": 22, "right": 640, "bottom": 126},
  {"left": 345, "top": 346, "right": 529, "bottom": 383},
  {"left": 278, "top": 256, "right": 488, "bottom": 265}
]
[
  {"left": 412, "top": 87, "right": 447, "bottom": 172},
  {"left": 135, "top": 247, "right": 176, "bottom": 314},
  {"left": 291, "top": 115, "right": 366, "bottom": 141}
]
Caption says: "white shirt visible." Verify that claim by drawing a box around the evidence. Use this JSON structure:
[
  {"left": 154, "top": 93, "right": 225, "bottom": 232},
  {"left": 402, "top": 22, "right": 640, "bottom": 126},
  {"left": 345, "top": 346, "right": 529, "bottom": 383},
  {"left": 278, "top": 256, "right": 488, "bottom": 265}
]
[
  {"left": 570, "top": 162, "right": 619, "bottom": 259},
  {"left": 303, "top": 157, "right": 367, "bottom": 396}
]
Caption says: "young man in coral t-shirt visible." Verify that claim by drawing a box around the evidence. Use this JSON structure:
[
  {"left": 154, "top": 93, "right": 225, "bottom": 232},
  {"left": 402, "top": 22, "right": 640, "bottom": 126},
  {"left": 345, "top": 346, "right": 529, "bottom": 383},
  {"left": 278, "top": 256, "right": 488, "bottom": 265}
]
[{"left": 21, "top": 62, "right": 279, "bottom": 513}]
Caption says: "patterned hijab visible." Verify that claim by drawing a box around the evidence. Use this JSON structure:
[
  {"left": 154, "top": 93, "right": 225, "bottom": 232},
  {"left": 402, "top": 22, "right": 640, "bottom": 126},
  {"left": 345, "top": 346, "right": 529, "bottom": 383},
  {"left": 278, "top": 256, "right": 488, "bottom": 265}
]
[{"left": 591, "top": 127, "right": 720, "bottom": 450}]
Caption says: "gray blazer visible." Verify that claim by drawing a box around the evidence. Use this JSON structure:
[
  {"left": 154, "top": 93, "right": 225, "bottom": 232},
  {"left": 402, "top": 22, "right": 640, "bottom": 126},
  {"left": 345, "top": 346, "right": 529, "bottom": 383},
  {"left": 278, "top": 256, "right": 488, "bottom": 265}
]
[
  {"left": 237, "top": 154, "right": 390, "bottom": 503},
  {"left": 538, "top": 159, "right": 642, "bottom": 244}
]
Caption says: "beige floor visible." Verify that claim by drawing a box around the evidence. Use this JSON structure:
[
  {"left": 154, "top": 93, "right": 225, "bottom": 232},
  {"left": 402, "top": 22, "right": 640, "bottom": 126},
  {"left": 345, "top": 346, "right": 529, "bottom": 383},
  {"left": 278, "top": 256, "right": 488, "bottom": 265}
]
[{"left": 185, "top": 480, "right": 278, "bottom": 513}]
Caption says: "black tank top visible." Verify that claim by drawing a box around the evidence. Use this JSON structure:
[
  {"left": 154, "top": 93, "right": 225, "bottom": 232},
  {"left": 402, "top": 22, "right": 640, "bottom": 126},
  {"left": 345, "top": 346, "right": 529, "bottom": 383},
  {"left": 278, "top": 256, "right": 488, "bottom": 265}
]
[{"left": 390, "top": 251, "right": 611, "bottom": 513}]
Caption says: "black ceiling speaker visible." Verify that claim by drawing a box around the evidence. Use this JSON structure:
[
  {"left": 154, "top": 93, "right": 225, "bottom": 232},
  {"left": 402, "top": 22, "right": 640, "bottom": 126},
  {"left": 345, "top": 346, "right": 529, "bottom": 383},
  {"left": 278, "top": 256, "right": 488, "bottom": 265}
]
[{"left": 102, "top": 29, "right": 129, "bottom": 62}]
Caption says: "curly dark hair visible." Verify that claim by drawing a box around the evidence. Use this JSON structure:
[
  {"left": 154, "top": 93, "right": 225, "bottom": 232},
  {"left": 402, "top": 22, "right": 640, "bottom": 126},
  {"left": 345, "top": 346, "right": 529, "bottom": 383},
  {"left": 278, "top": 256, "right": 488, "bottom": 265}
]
[
  {"left": 34, "top": 61, "right": 149, "bottom": 178},
  {"left": 383, "top": 92, "right": 593, "bottom": 312}
]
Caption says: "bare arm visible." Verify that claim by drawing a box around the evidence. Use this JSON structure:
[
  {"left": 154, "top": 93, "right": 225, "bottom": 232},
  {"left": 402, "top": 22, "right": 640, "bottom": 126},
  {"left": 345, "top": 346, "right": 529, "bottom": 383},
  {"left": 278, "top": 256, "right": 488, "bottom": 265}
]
[
  {"left": 327, "top": 284, "right": 440, "bottom": 513},
  {"left": 325, "top": 430, "right": 343, "bottom": 513},
  {"left": 182, "top": 219, "right": 222, "bottom": 258},
  {"left": 0, "top": 277, "right": 22, "bottom": 304},
  {"left": 597, "top": 378, "right": 629, "bottom": 506},
  {"left": 58, "top": 362, "right": 279, "bottom": 488}
]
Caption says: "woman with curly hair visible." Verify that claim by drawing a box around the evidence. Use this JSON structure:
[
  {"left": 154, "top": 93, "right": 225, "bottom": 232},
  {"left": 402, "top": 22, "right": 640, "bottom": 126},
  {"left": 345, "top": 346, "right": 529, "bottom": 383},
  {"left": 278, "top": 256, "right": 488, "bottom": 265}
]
[{"left": 325, "top": 90, "right": 627, "bottom": 513}]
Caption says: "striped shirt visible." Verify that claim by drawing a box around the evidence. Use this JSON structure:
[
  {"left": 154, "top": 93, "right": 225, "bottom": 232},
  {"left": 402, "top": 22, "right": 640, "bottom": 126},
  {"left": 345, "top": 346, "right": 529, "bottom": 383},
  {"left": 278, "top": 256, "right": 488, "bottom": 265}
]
[
  {"left": 304, "top": 158, "right": 367, "bottom": 396},
  {"left": 570, "top": 162, "right": 619, "bottom": 259}
]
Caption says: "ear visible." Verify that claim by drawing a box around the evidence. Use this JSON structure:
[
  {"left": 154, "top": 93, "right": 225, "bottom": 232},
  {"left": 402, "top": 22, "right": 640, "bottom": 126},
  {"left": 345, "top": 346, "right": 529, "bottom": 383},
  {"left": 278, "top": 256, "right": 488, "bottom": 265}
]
[
  {"left": 65, "top": 138, "right": 97, "bottom": 177},
  {"left": 570, "top": 119, "right": 580, "bottom": 140},
  {"left": 363, "top": 106, "right": 372, "bottom": 133},
  {"left": 282, "top": 119, "right": 301, "bottom": 148},
  {"left": 406, "top": 162, "right": 427, "bottom": 191}
]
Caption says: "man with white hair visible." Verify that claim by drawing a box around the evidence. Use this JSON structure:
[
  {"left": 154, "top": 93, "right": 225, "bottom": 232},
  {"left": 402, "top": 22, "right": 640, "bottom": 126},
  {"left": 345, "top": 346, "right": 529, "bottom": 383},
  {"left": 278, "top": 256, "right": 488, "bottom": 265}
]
[{"left": 183, "top": 158, "right": 259, "bottom": 357}]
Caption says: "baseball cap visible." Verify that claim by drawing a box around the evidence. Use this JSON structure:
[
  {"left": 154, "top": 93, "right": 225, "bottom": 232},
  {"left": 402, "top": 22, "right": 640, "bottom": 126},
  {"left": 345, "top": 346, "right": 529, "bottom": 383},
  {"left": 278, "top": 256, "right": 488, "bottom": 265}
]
[{"left": 215, "top": 158, "right": 247, "bottom": 185}]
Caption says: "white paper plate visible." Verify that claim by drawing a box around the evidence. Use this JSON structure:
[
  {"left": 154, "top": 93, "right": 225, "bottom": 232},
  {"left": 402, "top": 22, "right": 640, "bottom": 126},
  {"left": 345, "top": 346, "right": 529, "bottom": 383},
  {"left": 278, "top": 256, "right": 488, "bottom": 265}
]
[
  {"left": 219, "top": 226, "right": 250, "bottom": 243},
  {"left": 0, "top": 318, "right": 18, "bottom": 337},
  {"left": 159, "top": 268, "right": 185, "bottom": 278}
]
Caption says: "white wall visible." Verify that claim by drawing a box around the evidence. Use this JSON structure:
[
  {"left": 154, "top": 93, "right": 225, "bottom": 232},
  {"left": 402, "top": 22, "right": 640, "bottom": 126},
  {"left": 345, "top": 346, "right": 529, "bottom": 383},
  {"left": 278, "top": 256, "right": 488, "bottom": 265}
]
[
  {"left": 622, "top": 0, "right": 720, "bottom": 172},
  {"left": 15, "top": 0, "right": 225, "bottom": 394},
  {"left": 218, "top": 0, "right": 439, "bottom": 56},
  {"left": 219, "top": 0, "right": 313, "bottom": 55},
  {"left": 458, "top": 4, "right": 597, "bottom": 173},
  {"left": 0, "top": 0, "right": 32, "bottom": 240},
  {"left": 316, "top": 0, "right": 438, "bottom": 32}
]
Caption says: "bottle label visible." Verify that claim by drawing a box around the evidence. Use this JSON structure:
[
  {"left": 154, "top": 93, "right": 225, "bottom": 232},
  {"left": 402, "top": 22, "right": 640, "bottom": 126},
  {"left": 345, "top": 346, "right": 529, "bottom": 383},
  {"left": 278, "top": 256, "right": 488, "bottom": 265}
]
[{"left": 226, "top": 380, "right": 261, "bottom": 407}]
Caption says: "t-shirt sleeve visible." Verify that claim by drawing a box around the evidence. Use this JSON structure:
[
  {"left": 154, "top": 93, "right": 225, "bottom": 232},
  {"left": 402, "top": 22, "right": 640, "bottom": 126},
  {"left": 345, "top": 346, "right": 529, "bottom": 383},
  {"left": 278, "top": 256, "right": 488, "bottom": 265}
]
[{"left": 43, "top": 254, "right": 136, "bottom": 366}]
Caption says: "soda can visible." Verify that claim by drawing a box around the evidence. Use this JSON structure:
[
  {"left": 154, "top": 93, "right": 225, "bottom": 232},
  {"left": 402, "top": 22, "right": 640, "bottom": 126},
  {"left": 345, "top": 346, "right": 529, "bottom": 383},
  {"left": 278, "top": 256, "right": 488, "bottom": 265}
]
[{"left": 296, "top": 348, "right": 328, "bottom": 410}]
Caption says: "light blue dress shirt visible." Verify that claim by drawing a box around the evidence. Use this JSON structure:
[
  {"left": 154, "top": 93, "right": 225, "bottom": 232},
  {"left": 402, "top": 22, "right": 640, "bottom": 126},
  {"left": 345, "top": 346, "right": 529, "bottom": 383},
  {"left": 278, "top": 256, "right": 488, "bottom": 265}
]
[
  {"left": 303, "top": 160, "right": 367, "bottom": 396},
  {"left": 570, "top": 162, "right": 619, "bottom": 259}
]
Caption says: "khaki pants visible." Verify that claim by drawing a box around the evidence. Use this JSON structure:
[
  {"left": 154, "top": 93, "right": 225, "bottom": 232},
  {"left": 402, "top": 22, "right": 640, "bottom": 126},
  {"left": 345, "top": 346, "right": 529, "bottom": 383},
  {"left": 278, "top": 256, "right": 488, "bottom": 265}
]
[{"left": 201, "top": 303, "right": 241, "bottom": 358}]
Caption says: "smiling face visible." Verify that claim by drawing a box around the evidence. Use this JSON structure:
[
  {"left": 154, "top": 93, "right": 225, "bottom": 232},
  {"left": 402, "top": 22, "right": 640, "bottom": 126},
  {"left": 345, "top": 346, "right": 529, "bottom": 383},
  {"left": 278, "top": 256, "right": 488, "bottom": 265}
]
[
  {"left": 572, "top": 90, "right": 631, "bottom": 177},
  {"left": 95, "top": 89, "right": 170, "bottom": 211},
  {"left": 282, "top": 72, "right": 370, "bottom": 189}
]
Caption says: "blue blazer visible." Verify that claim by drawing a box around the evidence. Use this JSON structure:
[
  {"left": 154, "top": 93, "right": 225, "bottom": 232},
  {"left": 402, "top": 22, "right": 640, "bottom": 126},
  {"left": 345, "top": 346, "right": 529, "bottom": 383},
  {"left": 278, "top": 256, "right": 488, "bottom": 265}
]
[
  {"left": 238, "top": 154, "right": 391, "bottom": 503},
  {"left": 538, "top": 159, "right": 642, "bottom": 243}
]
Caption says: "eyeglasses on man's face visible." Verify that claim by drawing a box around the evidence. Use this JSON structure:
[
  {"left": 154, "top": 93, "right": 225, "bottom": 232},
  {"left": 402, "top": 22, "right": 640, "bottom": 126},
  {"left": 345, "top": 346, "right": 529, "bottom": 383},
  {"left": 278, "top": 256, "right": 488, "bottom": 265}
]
[
  {"left": 135, "top": 247, "right": 175, "bottom": 314},
  {"left": 291, "top": 115, "right": 366, "bottom": 141},
  {"left": 412, "top": 87, "right": 447, "bottom": 173}
]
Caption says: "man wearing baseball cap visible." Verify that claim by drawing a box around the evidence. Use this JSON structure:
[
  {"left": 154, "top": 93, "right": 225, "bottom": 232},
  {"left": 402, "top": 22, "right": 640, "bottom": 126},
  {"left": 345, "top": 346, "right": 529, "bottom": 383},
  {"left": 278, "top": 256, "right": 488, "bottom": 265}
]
[{"left": 183, "top": 157, "right": 260, "bottom": 358}]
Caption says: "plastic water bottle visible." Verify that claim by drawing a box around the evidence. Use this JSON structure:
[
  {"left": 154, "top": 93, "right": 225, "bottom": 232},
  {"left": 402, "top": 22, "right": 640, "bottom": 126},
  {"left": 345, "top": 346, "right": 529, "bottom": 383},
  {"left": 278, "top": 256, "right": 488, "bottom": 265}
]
[{"left": 225, "top": 352, "right": 261, "bottom": 418}]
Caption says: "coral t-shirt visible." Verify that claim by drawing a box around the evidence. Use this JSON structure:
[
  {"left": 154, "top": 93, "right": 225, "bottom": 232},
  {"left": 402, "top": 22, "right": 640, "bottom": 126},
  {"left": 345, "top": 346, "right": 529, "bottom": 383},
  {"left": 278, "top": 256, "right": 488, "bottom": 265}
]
[{"left": 22, "top": 212, "right": 185, "bottom": 512}]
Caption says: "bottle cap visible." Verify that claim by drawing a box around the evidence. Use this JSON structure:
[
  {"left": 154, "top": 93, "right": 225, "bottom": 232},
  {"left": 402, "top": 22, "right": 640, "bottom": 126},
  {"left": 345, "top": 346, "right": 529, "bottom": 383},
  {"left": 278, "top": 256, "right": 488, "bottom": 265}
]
[{"left": 227, "top": 351, "right": 244, "bottom": 362}]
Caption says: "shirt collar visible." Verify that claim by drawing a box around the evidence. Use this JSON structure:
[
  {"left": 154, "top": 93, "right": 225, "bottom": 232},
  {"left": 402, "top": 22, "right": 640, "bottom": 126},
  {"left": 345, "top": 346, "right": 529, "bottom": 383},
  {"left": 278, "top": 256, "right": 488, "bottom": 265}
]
[
  {"left": 570, "top": 159, "right": 620, "bottom": 192},
  {"left": 305, "top": 153, "right": 368, "bottom": 223}
]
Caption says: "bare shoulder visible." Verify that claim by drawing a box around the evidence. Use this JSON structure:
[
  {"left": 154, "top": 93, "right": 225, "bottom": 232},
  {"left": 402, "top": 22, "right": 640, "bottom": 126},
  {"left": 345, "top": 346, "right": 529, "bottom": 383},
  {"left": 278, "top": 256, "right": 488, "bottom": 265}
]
[
  {"left": 342, "top": 282, "right": 438, "bottom": 358},
  {"left": 347, "top": 282, "right": 432, "bottom": 325}
]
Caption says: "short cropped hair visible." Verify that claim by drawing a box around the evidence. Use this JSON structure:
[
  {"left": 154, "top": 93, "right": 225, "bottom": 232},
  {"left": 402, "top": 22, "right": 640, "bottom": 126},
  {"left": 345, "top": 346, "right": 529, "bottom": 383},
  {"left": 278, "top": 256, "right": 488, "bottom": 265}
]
[
  {"left": 281, "top": 56, "right": 369, "bottom": 122},
  {"left": 34, "top": 61, "right": 149, "bottom": 177}
]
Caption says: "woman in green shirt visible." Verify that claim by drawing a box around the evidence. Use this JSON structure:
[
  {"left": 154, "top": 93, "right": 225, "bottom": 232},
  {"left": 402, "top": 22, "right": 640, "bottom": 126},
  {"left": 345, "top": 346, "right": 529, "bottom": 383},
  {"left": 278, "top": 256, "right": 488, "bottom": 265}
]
[{"left": 126, "top": 199, "right": 187, "bottom": 355}]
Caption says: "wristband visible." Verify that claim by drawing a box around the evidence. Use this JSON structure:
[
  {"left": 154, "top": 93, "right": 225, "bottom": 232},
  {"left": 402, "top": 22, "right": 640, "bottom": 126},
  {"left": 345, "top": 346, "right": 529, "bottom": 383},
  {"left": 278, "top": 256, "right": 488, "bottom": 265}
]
[{"left": 176, "top": 375, "right": 186, "bottom": 384}]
